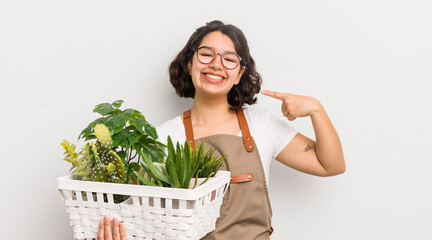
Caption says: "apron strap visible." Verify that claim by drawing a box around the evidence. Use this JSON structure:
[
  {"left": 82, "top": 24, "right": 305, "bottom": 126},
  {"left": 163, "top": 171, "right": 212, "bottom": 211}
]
[
  {"left": 230, "top": 173, "right": 254, "bottom": 183},
  {"left": 236, "top": 108, "right": 254, "bottom": 152},
  {"left": 182, "top": 109, "right": 196, "bottom": 149},
  {"left": 182, "top": 108, "right": 254, "bottom": 152}
]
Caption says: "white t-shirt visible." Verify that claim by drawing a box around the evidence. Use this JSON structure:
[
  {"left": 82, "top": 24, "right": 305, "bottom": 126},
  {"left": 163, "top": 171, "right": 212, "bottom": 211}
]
[{"left": 156, "top": 107, "right": 298, "bottom": 184}]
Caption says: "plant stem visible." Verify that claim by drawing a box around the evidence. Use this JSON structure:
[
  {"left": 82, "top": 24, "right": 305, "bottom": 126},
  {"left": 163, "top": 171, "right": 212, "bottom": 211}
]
[
  {"left": 131, "top": 151, "right": 138, "bottom": 161},
  {"left": 128, "top": 149, "right": 133, "bottom": 164},
  {"left": 125, "top": 149, "right": 130, "bottom": 163}
]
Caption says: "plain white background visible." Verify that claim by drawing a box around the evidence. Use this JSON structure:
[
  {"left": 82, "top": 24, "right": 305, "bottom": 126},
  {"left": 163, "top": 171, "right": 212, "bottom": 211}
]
[{"left": 1, "top": 0, "right": 431, "bottom": 239}]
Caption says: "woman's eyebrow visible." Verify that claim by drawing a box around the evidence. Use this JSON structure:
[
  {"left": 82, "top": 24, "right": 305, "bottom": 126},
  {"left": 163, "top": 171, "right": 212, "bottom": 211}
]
[{"left": 198, "top": 45, "right": 237, "bottom": 54}]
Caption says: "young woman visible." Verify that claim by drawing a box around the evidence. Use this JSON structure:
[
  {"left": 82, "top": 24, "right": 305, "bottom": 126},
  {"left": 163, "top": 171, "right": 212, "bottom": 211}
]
[{"left": 98, "top": 20, "right": 345, "bottom": 240}]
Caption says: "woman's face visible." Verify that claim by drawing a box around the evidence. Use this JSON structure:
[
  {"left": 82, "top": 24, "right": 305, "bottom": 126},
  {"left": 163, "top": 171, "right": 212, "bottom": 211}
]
[{"left": 188, "top": 31, "right": 245, "bottom": 100}]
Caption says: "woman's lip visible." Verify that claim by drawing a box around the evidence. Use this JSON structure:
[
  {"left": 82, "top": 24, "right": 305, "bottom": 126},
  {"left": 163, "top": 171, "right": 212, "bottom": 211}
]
[
  {"left": 203, "top": 72, "right": 225, "bottom": 78},
  {"left": 202, "top": 73, "right": 225, "bottom": 83}
]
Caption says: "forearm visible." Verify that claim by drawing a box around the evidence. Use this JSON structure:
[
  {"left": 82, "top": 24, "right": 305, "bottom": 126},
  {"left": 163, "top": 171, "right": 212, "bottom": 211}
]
[{"left": 310, "top": 101, "right": 345, "bottom": 175}]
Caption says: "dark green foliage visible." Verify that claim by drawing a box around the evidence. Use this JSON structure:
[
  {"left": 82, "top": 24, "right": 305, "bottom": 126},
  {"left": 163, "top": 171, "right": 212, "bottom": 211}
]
[
  {"left": 61, "top": 100, "right": 168, "bottom": 202},
  {"left": 78, "top": 100, "right": 166, "bottom": 164}
]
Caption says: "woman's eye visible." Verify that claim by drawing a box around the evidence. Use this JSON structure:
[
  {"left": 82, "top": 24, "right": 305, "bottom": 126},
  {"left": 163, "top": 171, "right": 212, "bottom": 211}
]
[
  {"left": 200, "top": 53, "right": 213, "bottom": 57},
  {"left": 224, "top": 58, "right": 235, "bottom": 63}
]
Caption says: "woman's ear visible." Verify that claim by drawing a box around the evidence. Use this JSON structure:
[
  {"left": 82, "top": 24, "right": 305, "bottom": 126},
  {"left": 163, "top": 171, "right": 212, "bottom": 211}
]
[{"left": 235, "top": 66, "right": 245, "bottom": 85}]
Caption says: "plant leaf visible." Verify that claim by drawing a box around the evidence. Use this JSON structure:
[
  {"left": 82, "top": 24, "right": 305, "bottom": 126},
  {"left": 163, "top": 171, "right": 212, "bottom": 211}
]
[
  {"left": 133, "top": 170, "right": 159, "bottom": 186},
  {"left": 112, "top": 129, "right": 130, "bottom": 147},
  {"left": 93, "top": 103, "right": 114, "bottom": 116},
  {"left": 131, "top": 118, "right": 157, "bottom": 139},
  {"left": 130, "top": 118, "right": 145, "bottom": 134},
  {"left": 141, "top": 154, "right": 170, "bottom": 185},
  {"left": 126, "top": 162, "right": 140, "bottom": 184},
  {"left": 112, "top": 100, "right": 124, "bottom": 109},
  {"left": 133, "top": 110, "right": 145, "bottom": 120},
  {"left": 126, "top": 131, "right": 142, "bottom": 148},
  {"left": 121, "top": 108, "right": 135, "bottom": 122},
  {"left": 141, "top": 142, "right": 165, "bottom": 163},
  {"left": 175, "top": 142, "right": 182, "bottom": 180},
  {"left": 167, "top": 136, "right": 176, "bottom": 163},
  {"left": 105, "top": 110, "right": 125, "bottom": 130},
  {"left": 117, "top": 150, "right": 127, "bottom": 161},
  {"left": 182, "top": 140, "right": 192, "bottom": 187},
  {"left": 78, "top": 117, "right": 105, "bottom": 140}
]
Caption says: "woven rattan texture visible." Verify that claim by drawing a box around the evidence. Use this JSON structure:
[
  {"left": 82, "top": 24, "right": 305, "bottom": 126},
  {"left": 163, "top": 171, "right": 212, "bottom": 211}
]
[{"left": 59, "top": 183, "right": 228, "bottom": 240}]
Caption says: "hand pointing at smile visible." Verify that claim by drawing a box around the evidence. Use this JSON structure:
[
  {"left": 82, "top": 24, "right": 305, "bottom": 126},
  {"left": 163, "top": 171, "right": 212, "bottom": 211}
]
[{"left": 261, "top": 90, "right": 323, "bottom": 121}]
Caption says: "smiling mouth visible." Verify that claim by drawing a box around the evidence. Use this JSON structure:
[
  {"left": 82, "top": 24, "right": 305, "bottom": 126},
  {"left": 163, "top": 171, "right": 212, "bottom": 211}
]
[{"left": 204, "top": 73, "right": 224, "bottom": 82}]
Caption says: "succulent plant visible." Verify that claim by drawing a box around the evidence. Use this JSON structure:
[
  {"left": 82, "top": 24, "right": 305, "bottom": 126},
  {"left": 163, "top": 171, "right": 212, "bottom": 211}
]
[
  {"left": 135, "top": 136, "right": 226, "bottom": 189},
  {"left": 94, "top": 124, "right": 113, "bottom": 150},
  {"left": 60, "top": 140, "right": 93, "bottom": 180},
  {"left": 89, "top": 128, "right": 126, "bottom": 184},
  {"left": 62, "top": 123, "right": 126, "bottom": 184},
  {"left": 61, "top": 100, "right": 225, "bottom": 201}
]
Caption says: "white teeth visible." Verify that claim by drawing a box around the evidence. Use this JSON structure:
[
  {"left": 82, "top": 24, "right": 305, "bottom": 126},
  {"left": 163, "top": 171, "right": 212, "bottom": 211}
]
[{"left": 205, "top": 74, "right": 223, "bottom": 81}]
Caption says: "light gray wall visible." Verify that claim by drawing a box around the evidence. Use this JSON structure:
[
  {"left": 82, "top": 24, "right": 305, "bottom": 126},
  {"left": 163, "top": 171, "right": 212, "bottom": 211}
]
[{"left": 1, "top": 0, "right": 431, "bottom": 239}]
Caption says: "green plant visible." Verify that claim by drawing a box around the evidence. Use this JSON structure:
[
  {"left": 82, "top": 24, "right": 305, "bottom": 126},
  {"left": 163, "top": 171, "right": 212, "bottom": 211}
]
[
  {"left": 79, "top": 100, "right": 165, "bottom": 160},
  {"left": 62, "top": 122, "right": 129, "bottom": 203},
  {"left": 60, "top": 140, "right": 93, "bottom": 180},
  {"left": 61, "top": 100, "right": 166, "bottom": 185},
  {"left": 135, "top": 136, "right": 226, "bottom": 189},
  {"left": 76, "top": 100, "right": 166, "bottom": 184},
  {"left": 60, "top": 100, "right": 225, "bottom": 197},
  {"left": 61, "top": 123, "right": 125, "bottom": 183}
]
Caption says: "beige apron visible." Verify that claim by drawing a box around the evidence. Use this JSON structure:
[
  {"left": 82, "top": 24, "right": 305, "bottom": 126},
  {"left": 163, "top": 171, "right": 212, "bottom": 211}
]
[{"left": 183, "top": 109, "right": 274, "bottom": 240}]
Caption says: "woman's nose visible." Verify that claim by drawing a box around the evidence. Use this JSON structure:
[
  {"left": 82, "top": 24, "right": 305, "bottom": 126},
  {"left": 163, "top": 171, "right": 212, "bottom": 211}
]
[{"left": 209, "top": 53, "right": 223, "bottom": 70}]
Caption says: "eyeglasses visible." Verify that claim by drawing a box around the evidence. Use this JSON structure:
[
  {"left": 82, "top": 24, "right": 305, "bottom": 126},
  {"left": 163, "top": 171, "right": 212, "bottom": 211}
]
[{"left": 195, "top": 46, "right": 242, "bottom": 70}]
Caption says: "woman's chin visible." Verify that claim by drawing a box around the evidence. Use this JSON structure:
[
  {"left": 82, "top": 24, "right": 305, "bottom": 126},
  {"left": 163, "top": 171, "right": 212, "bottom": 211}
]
[{"left": 196, "top": 88, "right": 230, "bottom": 99}]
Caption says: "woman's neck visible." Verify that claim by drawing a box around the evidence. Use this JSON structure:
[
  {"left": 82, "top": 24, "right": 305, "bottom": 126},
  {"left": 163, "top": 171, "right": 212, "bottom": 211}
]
[{"left": 190, "top": 94, "right": 235, "bottom": 124}]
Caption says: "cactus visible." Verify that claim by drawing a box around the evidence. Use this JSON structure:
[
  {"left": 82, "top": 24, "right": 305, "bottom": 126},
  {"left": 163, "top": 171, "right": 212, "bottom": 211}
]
[
  {"left": 94, "top": 124, "right": 112, "bottom": 150},
  {"left": 91, "top": 124, "right": 127, "bottom": 202},
  {"left": 62, "top": 123, "right": 126, "bottom": 202},
  {"left": 89, "top": 124, "right": 126, "bottom": 184},
  {"left": 91, "top": 165, "right": 109, "bottom": 182}
]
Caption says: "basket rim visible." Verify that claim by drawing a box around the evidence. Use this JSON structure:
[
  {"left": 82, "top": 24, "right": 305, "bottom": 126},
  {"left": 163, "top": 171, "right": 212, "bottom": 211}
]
[{"left": 57, "top": 170, "right": 230, "bottom": 200}]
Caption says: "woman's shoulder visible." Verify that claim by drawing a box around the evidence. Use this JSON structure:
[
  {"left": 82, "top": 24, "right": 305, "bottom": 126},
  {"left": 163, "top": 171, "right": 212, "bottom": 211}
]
[
  {"left": 243, "top": 107, "right": 275, "bottom": 124},
  {"left": 243, "top": 106, "right": 297, "bottom": 135},
  {"left": 156, "top": 114, "right": 185, "bottom": 144},
  {"left": 242, "top": 107, "right": 274, "bottom": 136}
]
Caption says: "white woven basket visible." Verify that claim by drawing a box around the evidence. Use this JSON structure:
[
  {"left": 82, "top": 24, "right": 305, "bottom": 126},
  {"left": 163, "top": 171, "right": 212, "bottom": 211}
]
[{"left": 57, "top": 171, "right": 230, "bottom": 240}]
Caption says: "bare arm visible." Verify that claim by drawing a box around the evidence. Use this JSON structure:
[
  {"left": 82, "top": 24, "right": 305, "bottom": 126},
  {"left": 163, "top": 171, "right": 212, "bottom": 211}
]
[{"left": 262, "top": 90, "right": 345, "bottom": 177}]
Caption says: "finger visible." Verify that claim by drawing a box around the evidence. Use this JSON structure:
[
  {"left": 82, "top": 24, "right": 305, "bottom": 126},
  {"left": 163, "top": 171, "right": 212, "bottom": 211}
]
[
  {"left": 287, "top": 114, "right": 296, "bottom": 121},
  {"left": 104, "top": 216, "right": 113, "bottom": 240},
  {"left": 120, "top": 222, "right": 128, "bottom": 240},
  {"left": 112, "top": 218, "right": 120, "bottom": 240},
  {"left": 282, "top": 103, "right": 290, "bottom": 117},
  {"left": 261, "top": 90, "right": 285, "bottom": 100},
  {"left": 98, "top": 219, "right": 104, "bottom": 240},
  {"left": 281, "top": 104, "right": 286, "bottom": 117}
]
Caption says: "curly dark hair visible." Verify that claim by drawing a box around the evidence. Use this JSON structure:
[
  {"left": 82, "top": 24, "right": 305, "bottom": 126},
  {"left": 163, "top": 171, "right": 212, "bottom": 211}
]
[{"left": 169, "top": 20, "right": 262, "bottom": 110}]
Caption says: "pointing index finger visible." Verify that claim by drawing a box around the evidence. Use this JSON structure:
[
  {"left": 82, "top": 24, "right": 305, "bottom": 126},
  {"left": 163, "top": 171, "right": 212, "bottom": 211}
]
[{"left": 261, "top": 90, "right": 285, "bottom": 100}]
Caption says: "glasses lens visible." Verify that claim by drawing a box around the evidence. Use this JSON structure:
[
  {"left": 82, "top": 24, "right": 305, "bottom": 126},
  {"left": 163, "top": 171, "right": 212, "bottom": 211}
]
[
  {"left": 196, "top": 47, "right": 241, "bottom": 69},
  {"left": 197, "top": 47, "right": 214, "bottom": 64},
  {"left": 222, "top": 53, "right": 240, "bottom": 69}
]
